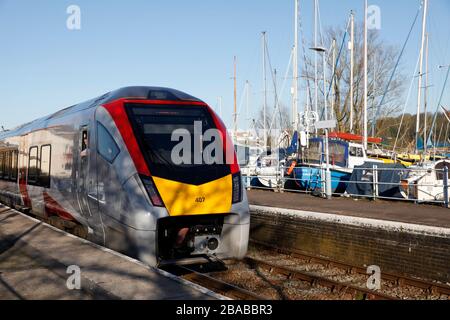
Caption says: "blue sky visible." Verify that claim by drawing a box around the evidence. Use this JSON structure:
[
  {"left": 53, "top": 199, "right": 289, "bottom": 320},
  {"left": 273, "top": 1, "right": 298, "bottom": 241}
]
[{"left": 0, "top": 0, "right": 449, "bottom": 130}]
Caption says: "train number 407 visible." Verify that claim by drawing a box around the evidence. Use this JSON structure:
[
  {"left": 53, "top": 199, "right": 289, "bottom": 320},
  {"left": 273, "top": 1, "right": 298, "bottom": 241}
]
[{"left": 195, "top": 197, "right": 206, "bottom": 203}]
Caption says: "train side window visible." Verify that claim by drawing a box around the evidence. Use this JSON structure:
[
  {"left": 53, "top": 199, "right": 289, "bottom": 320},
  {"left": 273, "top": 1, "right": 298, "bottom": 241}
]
[
  {"left": 28, "top": 146, "right": 39, "bottom": 185},
  {"left": 4, "top": 151, "right": 10, "bottom": 180},
  {"left": 80, "top": 129, "right": 89, "bottom": 159},
  {"left": 10, "top": 151, "right": 18, "bottom": 181},
  {"left": 0, "top": 152, "right": 4, "bottom": 178},
  {"left": 97, "top": 122, "right": 120, "bottom": 163},
  {"left": 39, "top": 145, "right": 51, "bottom": 188}
]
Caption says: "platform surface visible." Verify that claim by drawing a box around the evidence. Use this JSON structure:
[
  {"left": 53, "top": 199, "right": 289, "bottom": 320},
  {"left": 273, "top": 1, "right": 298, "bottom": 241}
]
[
  {"left": 0, "top": 205, "right": 222, "bottom": 300},
  {"left": 248, "top": 189, "right": 450, "bottom": 229}
]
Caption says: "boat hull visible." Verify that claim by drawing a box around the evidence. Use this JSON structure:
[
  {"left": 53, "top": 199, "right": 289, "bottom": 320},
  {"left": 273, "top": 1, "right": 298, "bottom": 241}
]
[{"left": 291, "top": 165, "right": 351, "bottom": 194}]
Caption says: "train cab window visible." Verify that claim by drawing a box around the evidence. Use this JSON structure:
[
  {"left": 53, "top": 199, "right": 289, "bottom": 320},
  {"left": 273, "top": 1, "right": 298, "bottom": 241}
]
[
  {"left": 28, "top": 147, "right": 39, "bottom": 184},
  {"left": 97, "top": 122, "right": 120, "bottom": 163},
  {"left": 126, "top": 104, "right": 231, "bottom": 185},
  {"left": 39, "top": 145, "right": 51, "bottom": 188}
]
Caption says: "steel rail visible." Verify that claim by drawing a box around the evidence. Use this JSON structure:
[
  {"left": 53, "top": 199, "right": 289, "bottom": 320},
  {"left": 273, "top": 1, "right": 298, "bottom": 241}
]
[
  {"left": 242, "top": 257, "right": 396, "bottom": 300},
  {"left": 251, "top": 240, "right": 450, "bottom": 297},
  {"left": 177, "top": 265, "right": 267, "bottom": 301}
]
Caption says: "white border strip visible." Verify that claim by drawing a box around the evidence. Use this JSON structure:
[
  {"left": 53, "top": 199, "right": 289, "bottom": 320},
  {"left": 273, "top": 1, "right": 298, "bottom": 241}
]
[
  {"left": 250, "top": 205, "right": 450, "bottom": 238},
  {"left": 2, "top": 206, "right": 228, "bottom": 300}
]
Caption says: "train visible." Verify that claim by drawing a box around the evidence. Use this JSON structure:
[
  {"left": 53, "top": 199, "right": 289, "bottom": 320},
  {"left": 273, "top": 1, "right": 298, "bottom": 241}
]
[{"left": 0, "top": 86, "right": 250, "bottom": 266}]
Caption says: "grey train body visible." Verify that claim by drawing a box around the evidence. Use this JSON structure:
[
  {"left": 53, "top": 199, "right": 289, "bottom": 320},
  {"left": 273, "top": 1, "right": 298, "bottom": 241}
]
[{"left": 0, "top": 87, "right": 250, "bottom": 266}]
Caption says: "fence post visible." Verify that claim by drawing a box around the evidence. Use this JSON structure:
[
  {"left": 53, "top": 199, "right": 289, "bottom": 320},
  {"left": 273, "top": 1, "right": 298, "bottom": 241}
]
[
  {"left": 373, "top": 164, "right": 379, "bottom": 199},
  {"left": 279, "top": 163, "right": 284, "bottom": 193},
  {"left": 321, "top": 167, "right": 326, "bottom": 198},
  {"left": 444, "top": 166, "right": 449, "bottom": 208},
  {"left": 246, "top": 172, "right": 251, "bottom": 191}
]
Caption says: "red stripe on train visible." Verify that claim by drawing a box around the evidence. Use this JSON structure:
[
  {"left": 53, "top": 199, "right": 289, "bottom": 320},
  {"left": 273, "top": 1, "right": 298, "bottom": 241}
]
[
  {"left": 102, "top": 99, "right": 151, "bottom": 177},
  {"left": 19, "top": 168, "right": 31, "bottom": 208},
  {"left": 43, "top": 192, "right": 76, "bottom": 221}
]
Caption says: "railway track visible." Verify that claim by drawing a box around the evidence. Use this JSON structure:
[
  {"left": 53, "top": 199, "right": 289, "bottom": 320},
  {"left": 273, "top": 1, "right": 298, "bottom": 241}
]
[
  {"left": 165, "top": 242, "right": 450, "bottom": 300},
  {"left": 167, "top": 257, "right": 397, "bottom": 300},
  {"left": 241, "top": 257, "right": 395, "bottom": 300},
  {"left": 167, "top": 264, "right": 267, "bottom": 300},
  {"left": 249, "top": 241, "right": 450, "bottom": 299}
]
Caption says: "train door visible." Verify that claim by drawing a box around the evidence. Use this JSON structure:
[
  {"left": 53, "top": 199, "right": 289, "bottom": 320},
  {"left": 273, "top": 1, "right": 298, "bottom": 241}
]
[
  {"left": 26, "top": 145, "right": 45, "bottom": 215},
  {"left": 77, "top": 126, "right": 91, "bottom": 217},
  {"left": 18, "top": 141, "right": 31, "bottom": 209},
  {"left": 76, "top": 125, "right": 105, "bottom": 244},
  {"left": 94, "top": 109, "right": 129, "bottom": 253}
]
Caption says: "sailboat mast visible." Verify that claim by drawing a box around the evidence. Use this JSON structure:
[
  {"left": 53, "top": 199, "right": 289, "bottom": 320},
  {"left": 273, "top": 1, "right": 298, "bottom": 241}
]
[
  {"left": 233, "top": 56, "right": 238, "bottom": 139},
  {"left": 293, "top": 0, "right": 299, "bottom": 130},
  {"left": 415, "top": 0, "right": 428, "bottom": 154},
  {"left": 314, "top": 0, "right": 318, "bottom": 119},
  {"left": 424, "top": 33, "right": 429, "bottom": 154},
  {"left": 332, "top": 38, "right": 336, "bottom": 122},
  {"left": 350, "top": 11, "right": 355, "bottom": 133},
  {"left": 363, "top": 0, "right": 368, "bottom": 151},
  {"left": 372, "top": 53, "right": 377, "bottom": 138},
  {"left": 262, "top": 32, "right": 268, "bottom": 147},
  {"left": 245, "top": 80, "right": 250, "bottom": 144}
]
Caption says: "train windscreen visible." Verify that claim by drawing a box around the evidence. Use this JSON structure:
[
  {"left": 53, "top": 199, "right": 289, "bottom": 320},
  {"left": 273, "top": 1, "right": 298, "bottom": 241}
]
[{"left": 127, "top": 104, "right": 231, "bottom": 185}]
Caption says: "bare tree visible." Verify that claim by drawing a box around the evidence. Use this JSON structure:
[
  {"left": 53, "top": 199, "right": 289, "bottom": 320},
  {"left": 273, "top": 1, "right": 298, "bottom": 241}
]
[
  {"left": 255, "top": 103, "right": 292, "bottom": 147},
  {"left": 303, "top": 22, "right": 406, "bottom": 136}
]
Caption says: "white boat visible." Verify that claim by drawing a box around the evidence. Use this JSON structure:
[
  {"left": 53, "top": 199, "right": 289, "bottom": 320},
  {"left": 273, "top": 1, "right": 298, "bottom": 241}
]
[
  {"left": 400, "top": 160, "right": 450, "bottom": 202},
  {"left": 234, "top": 144, "right": 264, "bottom": 177},
  {"left": 255, "top": 149, "right": 286, "bottom": 189}
]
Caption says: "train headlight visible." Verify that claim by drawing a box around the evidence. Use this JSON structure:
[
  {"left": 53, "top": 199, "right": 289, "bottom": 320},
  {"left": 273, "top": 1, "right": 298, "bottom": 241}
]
[
  {"left": 207, "top": 237, "right": 219, "bottom": 251},
  {"left": 232, "top": 172, "right": 242, "bottom": 204},
  {"left": 141, "top": 176, "right": 165, "bottom": 207}
]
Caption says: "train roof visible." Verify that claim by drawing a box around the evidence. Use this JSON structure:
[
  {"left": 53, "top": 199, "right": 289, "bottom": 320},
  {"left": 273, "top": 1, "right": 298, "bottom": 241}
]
[{"left": 0, "top": 86, "right": 203, "bottom": 139}]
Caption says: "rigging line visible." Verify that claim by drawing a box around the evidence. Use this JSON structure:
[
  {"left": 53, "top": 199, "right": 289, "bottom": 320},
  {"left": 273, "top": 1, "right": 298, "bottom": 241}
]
[
  {"left": 427, "top": 66, "right": 450, "bottom": 147},
  {"left": 437, "top": 120, "right": 445, "bottom": 148},
  {"left": 263, "top": 38, "right": 280, "bottom": 136},
  {"left": 392, "top": 50, "right": 422, "bottom": 153},
  {"left": 445, "top": 122, "right": 449, "bottom": 147},
  {"left": 236, "top": 81, "right": 248, "bottom": 122},
  {"left": 372, "top": 3, "right": 422, "bottom": 134},
  {"left": 299, "top": 9, "right": 313, "bottom": 109},
  {"left": 317, "top": 0, "right": 325, "bottom": 46},
  {"left": 264, "top": 38, "right": 279, "bottom": 109},
  {"left": 319, "top": 15, "right": 351, "bottom": 121},
  {"left": 268, "top": 47, "right": 294, "bottom": 134}
]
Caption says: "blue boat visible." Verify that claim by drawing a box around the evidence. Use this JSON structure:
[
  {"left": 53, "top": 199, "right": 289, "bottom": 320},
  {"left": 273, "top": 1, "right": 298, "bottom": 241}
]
[
  {"left": 289, "top": 137, "right": 370, "bottom": 194},
  {"left": 291, "top": 165, "right": 351, "bottom": 194}
]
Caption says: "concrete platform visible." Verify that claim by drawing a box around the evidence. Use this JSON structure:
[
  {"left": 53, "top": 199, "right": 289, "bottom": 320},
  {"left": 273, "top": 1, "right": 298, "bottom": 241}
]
[
  {"left": 248, "top": 189, "right": 450, "bottom": 228},
  {"left": 0, "top": 205, "right": 224, "bottom": 300}
]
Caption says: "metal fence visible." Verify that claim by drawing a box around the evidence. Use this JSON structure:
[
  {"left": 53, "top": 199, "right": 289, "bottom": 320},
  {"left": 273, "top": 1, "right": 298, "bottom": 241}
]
[{"left": 241, "top": 164, "right": 450, "bottom": 208}]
